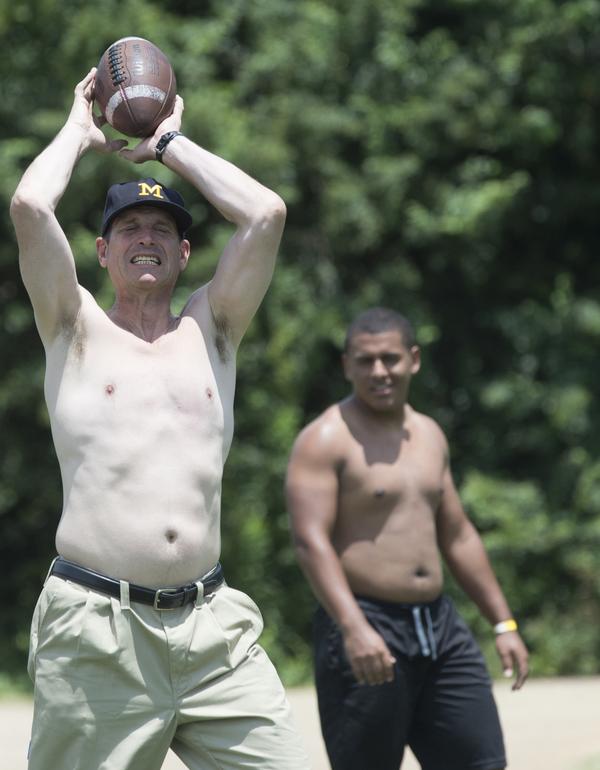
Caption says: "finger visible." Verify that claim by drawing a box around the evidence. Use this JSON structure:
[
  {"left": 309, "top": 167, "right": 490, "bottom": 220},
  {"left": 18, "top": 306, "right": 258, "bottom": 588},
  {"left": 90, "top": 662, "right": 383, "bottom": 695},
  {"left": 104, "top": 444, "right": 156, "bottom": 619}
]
[
  {"left": 498, "top": 651, "right": 513, "bottom": 680},
  {"left": 77, "top": 68, "right": 96, "bottom": 93},
  {"left": 172, "top": 94, "right": 184, "bottom": 117},
  {"left": 512, "top": 655, "right": 529, "bottom": 691},
  {"left": 108, "top": 139, "right": 129, "bottom": 154},
  {"left": 351, "top": 664, "right": 367, "bottom": 686}
]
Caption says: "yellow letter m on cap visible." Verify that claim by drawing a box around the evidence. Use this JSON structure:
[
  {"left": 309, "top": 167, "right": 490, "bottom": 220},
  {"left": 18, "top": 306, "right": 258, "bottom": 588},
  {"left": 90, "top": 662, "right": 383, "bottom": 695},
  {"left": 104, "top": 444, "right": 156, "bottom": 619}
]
[{"left": 137, "top": 182, "right": 164, "bottom": 199}]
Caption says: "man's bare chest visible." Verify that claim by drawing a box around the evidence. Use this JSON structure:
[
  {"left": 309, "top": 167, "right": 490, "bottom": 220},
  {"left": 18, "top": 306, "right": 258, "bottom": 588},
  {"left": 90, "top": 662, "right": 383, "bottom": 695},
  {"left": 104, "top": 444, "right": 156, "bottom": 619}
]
[
  {"left": 45, "top": 314, "right": 234, "bottom": 440},
  {"left": 338, "top": 440, "right": 445, "bottom": 510}
]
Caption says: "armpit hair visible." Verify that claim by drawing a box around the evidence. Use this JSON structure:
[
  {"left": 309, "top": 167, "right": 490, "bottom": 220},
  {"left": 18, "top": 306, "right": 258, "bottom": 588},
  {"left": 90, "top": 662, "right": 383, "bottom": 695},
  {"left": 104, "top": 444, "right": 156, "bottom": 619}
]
[
  {"left": 212, "top": 311, "right": 231, "bottom": 364},
  {"left": 60, "top": 310, "right": 86, "bottom": 363}
]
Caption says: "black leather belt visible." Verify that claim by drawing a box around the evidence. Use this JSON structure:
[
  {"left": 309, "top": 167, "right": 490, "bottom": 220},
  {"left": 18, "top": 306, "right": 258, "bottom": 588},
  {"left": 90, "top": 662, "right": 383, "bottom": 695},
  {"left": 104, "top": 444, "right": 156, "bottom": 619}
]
[{"left": 51, "top": 557, "right": 224, "bottom": 610}]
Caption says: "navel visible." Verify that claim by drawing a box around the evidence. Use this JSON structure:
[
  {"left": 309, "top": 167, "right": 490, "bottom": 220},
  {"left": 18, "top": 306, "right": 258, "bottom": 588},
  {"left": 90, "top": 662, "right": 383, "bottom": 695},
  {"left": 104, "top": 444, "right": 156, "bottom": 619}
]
[
  {"left": 374, "top": 488, "right": 385, "bottom": 498},
  {"left": 165, "top": 530, "right": 177, "bottom": 544},
  {"left": 415, "top": 566, "right": 429, "bottom": 578},
  {"left": 105, "top": 383, "right": 115, "bottom": 396}
]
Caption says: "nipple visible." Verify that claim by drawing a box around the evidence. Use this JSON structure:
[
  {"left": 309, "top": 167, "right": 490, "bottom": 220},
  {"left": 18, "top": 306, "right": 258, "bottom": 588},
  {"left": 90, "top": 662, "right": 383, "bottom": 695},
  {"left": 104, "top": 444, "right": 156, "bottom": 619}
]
[
  {"left": 105, "top": 384, "right": 115, "bottom": 396},
  {"left": 206, "top": 387, "right": 213, "bottom": 400}
]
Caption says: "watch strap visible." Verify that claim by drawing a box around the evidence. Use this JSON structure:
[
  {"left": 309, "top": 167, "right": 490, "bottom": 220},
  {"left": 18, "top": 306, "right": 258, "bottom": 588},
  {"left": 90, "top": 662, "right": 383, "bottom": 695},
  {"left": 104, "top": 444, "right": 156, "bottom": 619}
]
[{"left": 155, "top": 131, "right": 182, "bottom": 163}]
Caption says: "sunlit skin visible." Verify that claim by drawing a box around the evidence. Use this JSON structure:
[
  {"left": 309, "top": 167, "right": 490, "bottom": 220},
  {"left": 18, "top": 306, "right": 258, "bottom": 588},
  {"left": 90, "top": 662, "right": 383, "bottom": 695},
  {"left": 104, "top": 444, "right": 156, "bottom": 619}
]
[
  {"left": 95, "top": 206, "right": 190, "bottom": 332},
  {"left": 10, "top": 68, "right": 287, "bottom": 587},
  {"left": 287, "top": 327, "right": 529, "bottom": 692}
]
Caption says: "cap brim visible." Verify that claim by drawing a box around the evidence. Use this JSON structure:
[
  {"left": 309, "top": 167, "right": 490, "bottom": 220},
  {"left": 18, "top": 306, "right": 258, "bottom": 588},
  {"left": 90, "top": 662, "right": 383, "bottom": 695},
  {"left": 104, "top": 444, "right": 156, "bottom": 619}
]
[{"left": 102, "top": 199, "right": 193, "bottom": 237}]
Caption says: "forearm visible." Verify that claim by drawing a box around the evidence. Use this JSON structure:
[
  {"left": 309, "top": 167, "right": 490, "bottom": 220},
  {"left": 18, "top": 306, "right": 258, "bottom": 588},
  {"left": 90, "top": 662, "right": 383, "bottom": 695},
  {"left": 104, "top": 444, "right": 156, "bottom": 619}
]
[
  {"left": 160, "top": 134, "right": 284, "bottom": 226},
  {"left": 294, "top": 538, "right": 369, "bottom": 633},
  {"left": 443, "top": 531, "right": 513, "bottom": 625},
  {"left": 13, "top": 122, "right": 89, "bottom": 213}
]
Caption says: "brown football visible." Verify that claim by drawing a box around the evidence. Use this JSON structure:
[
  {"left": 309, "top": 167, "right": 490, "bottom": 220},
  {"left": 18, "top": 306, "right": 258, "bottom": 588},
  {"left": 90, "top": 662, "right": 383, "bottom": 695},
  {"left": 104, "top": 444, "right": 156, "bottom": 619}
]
[{"left": 95, "top": 37, "right": 176, "bottom": 138}]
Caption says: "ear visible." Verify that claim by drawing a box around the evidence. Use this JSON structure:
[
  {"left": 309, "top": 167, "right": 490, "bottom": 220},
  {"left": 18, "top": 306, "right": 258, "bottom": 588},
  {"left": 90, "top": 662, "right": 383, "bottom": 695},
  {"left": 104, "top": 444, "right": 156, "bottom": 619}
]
[
  {"left": 96, "top": 237, "right": 108, "bottom": 268},
  {"left": 410, "top": 345, "right": 421, "bottom": 375},
  {"left": 179, "top": 239, "right": 191, "bottom": 272}
]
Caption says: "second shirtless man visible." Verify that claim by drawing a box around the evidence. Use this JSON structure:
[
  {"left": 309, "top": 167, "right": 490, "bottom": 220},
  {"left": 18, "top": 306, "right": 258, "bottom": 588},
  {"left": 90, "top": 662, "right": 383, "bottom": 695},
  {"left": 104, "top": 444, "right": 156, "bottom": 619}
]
[
  {"left": 286, "top": 306, "right": 528, "bottom": 770},
  {"left": 11, "top": 69, "right": 309, "bottom": 770}
]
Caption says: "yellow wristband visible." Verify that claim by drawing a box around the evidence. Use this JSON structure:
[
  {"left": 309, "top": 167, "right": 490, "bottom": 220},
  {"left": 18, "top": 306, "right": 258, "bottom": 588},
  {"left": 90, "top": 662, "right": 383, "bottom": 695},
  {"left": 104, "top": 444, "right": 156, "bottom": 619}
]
[{"left": 494, "top": 619, "right": 518, "bottom": 635}]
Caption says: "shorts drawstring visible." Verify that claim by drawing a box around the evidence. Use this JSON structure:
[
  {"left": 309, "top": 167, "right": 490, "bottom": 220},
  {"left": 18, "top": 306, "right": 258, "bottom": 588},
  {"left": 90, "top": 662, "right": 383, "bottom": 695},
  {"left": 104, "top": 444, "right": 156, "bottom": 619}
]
[{"left": 412, "top": 605, "right": 438, "bottom": 660}]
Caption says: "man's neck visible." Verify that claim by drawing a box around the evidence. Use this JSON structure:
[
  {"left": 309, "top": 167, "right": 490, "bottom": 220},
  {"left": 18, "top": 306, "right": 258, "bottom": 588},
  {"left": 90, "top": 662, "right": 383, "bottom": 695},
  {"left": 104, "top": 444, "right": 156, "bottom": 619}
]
[
  {"left": 347, "top": 395, "right": 411, "bottom": 427},
  {"left": 107, "top": 294, "right": 178, "bottom": 342}
]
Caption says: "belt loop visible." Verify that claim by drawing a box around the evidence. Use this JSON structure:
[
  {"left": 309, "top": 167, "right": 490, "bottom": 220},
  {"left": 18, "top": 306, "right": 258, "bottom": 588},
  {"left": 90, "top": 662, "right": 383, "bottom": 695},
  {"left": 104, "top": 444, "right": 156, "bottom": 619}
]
[
  {"left": 119, "top": 580, "right": 131, "bottom": 611},
  {"left": 194, "top": 580, "right": 204, "bottom": 608},
  {"left": 44, "top": 556, "right": 59, "bottom": 585}
]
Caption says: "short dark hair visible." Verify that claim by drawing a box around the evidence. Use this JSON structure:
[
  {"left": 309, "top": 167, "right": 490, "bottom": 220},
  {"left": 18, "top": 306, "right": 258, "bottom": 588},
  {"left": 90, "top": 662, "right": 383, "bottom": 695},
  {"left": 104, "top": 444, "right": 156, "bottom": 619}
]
[{"left": 344, "top": 307, "right": 416, "bottom": 352}]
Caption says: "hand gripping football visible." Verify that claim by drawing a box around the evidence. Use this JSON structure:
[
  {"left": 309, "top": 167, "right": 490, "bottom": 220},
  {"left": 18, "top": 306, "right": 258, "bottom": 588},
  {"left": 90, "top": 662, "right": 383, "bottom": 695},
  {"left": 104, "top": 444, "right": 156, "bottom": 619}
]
[{"left": 95, "top": 37, "right": 177, "bottom": 138}]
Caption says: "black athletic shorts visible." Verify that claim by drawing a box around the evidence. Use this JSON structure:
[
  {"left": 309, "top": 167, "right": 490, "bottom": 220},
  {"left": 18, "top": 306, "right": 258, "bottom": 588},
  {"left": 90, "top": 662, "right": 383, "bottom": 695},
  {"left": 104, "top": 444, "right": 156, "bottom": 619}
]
[{"left": 314, "top": 594, "right": 506, "bottom": 770}]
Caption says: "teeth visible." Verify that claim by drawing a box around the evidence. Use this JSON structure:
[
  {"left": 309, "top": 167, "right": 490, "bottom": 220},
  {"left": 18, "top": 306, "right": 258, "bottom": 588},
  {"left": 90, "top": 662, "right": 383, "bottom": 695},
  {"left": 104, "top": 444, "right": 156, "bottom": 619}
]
[{"left": 132, "top": 256, "right": 160, "bottom": 265}]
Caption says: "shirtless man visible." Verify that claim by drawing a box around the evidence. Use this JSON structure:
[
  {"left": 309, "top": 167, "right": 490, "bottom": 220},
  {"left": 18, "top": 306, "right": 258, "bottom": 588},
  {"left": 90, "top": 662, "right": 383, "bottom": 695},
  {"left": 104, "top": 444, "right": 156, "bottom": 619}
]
[
  {"left": 10, "top": 69, "right": 309, "bottom": 770},
  {"left": 286, "top": 306, "right": 529, "bottom": 770}
]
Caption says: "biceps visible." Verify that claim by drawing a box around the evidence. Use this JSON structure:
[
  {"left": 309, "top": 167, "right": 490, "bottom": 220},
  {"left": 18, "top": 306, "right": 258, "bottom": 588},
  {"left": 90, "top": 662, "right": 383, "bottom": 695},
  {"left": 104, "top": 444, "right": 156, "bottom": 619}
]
[
  {"left": 17, "top": 217, "right": 81, "bottom": 339},
  {"left": 286, "top": 469, "right": 339, "bottom": 543},
  {"left": 207, "top": 224, "right": 280, "bottom": 343}
]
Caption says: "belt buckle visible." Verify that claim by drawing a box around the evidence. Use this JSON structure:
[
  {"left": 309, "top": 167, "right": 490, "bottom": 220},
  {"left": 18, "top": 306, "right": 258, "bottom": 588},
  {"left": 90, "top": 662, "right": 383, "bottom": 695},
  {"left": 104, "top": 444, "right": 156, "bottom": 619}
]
[{"left": 153, "top": 588, "right": 179, "bottom": 610}]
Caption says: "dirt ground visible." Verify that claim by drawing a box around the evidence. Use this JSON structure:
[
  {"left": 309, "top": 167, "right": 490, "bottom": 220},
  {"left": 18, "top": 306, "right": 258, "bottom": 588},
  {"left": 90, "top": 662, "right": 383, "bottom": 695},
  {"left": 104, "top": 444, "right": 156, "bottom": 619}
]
[{"left": 2, "top": 677, "right": 599, "bottom": 770}]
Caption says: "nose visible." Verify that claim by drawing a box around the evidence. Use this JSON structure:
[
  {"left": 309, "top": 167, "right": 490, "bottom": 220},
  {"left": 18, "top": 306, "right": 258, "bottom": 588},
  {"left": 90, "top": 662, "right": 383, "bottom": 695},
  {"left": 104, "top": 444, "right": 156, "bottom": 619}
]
[
  {"left": 371, "top": 357, "right": 387, "bottom": 377},
  {"left": 137, "top": 227, "right": 155, "bottom": 244}
]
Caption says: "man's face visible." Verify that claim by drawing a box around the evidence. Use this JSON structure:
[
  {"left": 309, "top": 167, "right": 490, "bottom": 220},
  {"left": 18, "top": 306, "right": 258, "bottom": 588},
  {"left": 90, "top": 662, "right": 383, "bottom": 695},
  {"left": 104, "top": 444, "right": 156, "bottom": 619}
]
[
  {"left": 342, "top": 329, "right": 421, "bottom": 413},
  {"left": 96, "top": 206, "right": 190, "bottom": 290}
]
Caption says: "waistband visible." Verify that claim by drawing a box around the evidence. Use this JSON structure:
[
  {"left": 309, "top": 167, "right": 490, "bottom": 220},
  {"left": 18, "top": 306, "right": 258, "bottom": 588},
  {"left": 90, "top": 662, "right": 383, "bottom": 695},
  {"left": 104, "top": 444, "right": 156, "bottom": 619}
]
[
  {"left": 50, "top": 556, "right": 224, "bottom": 611},
  {"left": 354, "top": 593, "right": 444, "bottom": 614},
  {"left": 353, "top": 594, "right": 444, "bottom": 660}
]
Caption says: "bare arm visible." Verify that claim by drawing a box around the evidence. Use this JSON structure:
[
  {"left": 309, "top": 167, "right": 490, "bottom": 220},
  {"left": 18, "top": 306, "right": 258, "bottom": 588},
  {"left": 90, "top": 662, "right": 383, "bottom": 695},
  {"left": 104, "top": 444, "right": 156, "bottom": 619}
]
[
  {"left": 436, "top": 451, "right": 529, "bottom": 689},
  {"left": 286, "top": 421, "right": 396, "bottom": 686},
  {"left": 10, "top": 69, "right": 126, "bottom": 344},
  {"left": 120, "top": 100, "right": 285, "bottom": 348}
]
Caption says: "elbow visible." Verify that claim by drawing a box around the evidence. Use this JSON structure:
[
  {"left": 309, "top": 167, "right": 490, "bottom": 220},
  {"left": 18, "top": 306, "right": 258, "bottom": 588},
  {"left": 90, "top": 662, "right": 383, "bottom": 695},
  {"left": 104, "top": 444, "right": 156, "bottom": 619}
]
[
  {"left": 10, "top": 189, "right": 51, "bottom": 225},
  {"left": 268, "top": 193, "right": 287, "bottom": 224},
  {"left": 292, "top": 531, "right": 326, "bottom": 568},
  {"left": 255, "top": 192, "right": 286, "bottom": 230}
]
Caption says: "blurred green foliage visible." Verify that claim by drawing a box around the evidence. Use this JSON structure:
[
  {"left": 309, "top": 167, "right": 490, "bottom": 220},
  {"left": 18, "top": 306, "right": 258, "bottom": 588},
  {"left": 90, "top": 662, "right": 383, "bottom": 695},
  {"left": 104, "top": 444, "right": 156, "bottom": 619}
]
[{"left": 2, "top": 0, "right": 600, "bottom": 685}]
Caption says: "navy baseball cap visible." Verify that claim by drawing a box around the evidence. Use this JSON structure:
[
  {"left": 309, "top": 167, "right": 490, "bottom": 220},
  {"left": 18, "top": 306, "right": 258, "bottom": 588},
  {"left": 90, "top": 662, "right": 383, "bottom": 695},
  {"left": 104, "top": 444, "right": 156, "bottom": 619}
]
[{"left": 101, "top": 178, "right": 193, "bottom": 237}]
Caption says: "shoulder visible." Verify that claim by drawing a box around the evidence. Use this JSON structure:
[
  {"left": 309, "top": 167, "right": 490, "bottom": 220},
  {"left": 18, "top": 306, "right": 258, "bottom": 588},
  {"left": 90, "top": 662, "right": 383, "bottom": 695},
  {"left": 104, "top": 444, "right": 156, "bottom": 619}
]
[
  {"left": 410, "top": 407, "right": 446, "bottom": 437},
  {"left": 290, "top": 404, "right": 348, "bottom": 463},
  {"left": 408, "top": 406, "right": 449, "bottom": 451}
]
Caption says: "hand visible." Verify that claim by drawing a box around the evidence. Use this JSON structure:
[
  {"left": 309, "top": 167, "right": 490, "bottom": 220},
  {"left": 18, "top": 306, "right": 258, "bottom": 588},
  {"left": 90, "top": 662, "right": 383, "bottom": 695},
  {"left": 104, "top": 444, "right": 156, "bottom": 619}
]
[
  {"left": 67, "top": 69, "right": 128, "bottom": 154},
  {"left": 496, "top": 631, "right": 529, "bottom": 690},
  {"left": 119, "top": 95, "right": 184, "bottom": 164},
  {"left": 343, "top": 623, "right": 396, "bottom": 686}
]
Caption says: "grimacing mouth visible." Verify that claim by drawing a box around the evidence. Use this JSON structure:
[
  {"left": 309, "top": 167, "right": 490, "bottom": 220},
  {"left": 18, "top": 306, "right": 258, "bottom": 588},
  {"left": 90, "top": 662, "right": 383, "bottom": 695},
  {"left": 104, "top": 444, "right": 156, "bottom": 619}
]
[{"left": 131, "top": 255, "right": 162, "bottom": 265}]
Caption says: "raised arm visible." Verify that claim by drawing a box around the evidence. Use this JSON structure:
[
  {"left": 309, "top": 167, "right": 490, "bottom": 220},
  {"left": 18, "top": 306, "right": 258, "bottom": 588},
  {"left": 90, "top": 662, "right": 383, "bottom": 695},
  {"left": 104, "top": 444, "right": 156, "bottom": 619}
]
[
  {"left": 120, "top": 101, "right": 286, "bottom": 348},
  {"left": 436, "top": 448, "right": 529, "bottom": 689},
  {"left": 10, "top": 69, "right": 126, "bottom": 345},
  {"left": 286, "top": 420, "right": 396, "bottom": 686}
]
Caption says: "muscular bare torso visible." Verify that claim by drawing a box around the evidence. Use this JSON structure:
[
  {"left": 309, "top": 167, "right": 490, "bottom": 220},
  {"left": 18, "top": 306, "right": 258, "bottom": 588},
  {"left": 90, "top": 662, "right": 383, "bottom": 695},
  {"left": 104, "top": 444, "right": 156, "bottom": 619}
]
[
  {"left": 45, "top": 287, "right": 235, "bottom": 587},
  {"left": 330, "top": 400, "right": 447, "bottom": 603}
]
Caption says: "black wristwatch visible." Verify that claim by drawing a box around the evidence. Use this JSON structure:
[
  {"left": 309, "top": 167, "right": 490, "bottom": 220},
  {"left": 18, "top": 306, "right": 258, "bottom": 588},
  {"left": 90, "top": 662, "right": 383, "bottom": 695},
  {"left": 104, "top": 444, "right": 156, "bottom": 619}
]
[{"left": 155, "top": 131, "right": 182, "bottom": 163}]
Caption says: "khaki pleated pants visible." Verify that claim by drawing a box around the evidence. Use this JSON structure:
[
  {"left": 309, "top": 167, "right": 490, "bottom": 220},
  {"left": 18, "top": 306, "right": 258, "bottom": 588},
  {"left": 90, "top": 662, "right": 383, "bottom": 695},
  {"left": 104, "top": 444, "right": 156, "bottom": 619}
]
[{"left": 27, "top": 574, "right": 310, "bottom": 770}]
